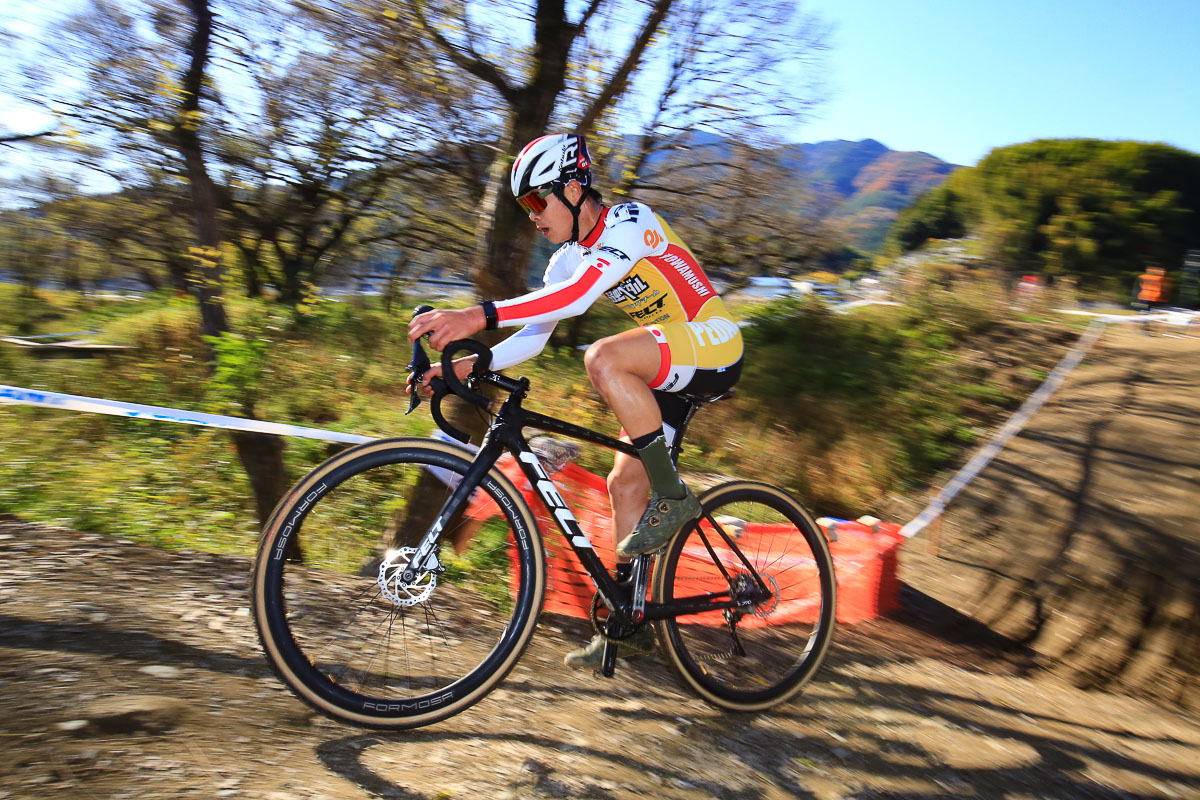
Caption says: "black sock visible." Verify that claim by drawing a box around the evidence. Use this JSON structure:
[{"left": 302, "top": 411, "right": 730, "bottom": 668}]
[{"left": 632, "top": 428, "right": 686, "bottom": 500}]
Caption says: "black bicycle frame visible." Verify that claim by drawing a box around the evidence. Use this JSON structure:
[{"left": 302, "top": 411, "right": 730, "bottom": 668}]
[{"left": 407, "top": 374, "right": 766, "bottom": 624}]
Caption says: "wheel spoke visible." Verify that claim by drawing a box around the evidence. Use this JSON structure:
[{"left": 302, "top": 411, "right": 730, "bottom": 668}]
[
  {"left": 654, "top": 482, "right": 836, "bottom": 709},
  {"left": 254, "top": 441, "right": 543, "bottom": 727}
]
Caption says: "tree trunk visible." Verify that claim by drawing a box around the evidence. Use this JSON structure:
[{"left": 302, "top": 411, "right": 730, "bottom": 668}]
[
  {"left": 178, "top": 0, "right": 228, "bottom": 344},
  {"left": 475, "top": 151, "right": 540, "bottom": 298},
  {"left": 280, "top": 261, "right": 304, "bottom": 306},
  {"left": 231, "top": 430, "right": 291, "bottom": 524},
  {"left": 177, "top": 0, "right": 289, "bottom": 529},
  {"left": 395, "top": 0, "right": 677, "bottom": 548}
]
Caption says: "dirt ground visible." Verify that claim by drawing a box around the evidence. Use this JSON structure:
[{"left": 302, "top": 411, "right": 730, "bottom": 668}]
[
  {"left": 901, "top": 321, "right": 1200, "bottom": 708},
  {"left": 2, "top": 320, "right": 1200, "bottom": 800}
]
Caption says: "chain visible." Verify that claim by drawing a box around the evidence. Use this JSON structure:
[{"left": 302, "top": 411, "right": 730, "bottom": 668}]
[{"left": 691, "top": 647, "right": 741, "bottom": 664}]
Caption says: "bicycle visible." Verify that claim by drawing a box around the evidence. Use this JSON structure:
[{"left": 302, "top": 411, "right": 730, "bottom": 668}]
[{"left": 251, "top": 310, "right": 837, "bottom": 729}]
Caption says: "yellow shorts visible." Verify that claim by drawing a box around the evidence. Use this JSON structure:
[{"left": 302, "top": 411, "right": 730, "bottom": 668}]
[{"left": 646, "top": 317, "right": 743, "bottom": 393}]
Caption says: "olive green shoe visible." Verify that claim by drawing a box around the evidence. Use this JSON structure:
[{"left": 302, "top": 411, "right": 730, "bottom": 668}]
[
  {"left": 615, "top": 488, "right": 702, "bottom": 557},
  {"left": 563, "top": 627, "right": 656, "bottom": 670}
]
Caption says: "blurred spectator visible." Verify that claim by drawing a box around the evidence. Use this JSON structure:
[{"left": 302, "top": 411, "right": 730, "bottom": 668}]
[
  {"left": 1014, "top": 274, "right": 1040, "bottom": 309},
  {"left": 1132, "top": 265, "right": 1171, "bottom": 335}
]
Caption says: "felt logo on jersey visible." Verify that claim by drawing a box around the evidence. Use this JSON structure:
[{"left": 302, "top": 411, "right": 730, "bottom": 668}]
[
  {"left": 605, "top": 275, "right": 650, "bottom": 303},
  {"left": 598, "top": 244, "right": 630, "bottom": 262},
  {"left": 628, "top": 296, "right": 667, "bottom": 319}
]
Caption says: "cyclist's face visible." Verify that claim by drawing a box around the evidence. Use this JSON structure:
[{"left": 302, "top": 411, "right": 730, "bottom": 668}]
[{"left": 526, "top": 184, "right": 577, "bottom": 244}]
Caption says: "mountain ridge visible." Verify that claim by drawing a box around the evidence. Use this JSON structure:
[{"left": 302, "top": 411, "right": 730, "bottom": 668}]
[
  {"left": 654, "top": 134, "right": 960, "bottom": 253},
  {"left": 786, "top": 138, "right": 959, "bottom": 252}
]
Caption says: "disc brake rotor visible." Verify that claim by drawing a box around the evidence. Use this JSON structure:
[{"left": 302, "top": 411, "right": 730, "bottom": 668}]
[
  {"left": 751, "top": 572, "right": 781, "bottom": 619},
  {"left": 378, "top": 547, "right": 436, "bottom": 607}
]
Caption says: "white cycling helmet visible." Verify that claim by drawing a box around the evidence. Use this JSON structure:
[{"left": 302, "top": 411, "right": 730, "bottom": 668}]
[
  {"left": 510, "top": 133, "right": 593, "bottom": 206},
  {"left": 510, "top": 134, "right": 598, "bottom": 241}
]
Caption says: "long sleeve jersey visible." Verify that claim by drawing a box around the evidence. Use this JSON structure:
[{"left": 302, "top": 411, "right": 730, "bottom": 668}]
[{"left": 489, "top": 201, "right": 734, "bottom": 370}]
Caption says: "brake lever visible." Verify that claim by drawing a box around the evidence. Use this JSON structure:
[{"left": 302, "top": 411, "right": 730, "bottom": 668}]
[{"left": 405, "top": 304, "right": 436, "bottom": 415}]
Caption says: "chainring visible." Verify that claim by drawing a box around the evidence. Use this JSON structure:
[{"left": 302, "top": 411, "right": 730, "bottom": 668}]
[{"left": 588, "top": 592, "right": 639, "bottom": 641}]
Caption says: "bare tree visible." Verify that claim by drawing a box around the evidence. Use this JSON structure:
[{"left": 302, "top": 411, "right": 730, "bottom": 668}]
[
  {"left": 175, "top": 0, "right": 291, "bottom": 526},
  {"left": 395, "top": 0, "right": 827, "bottom": 296},
  {"left": 18, "top": 0, "right": 291, "bottom": 524},
  {"left": 387, "top": 0, "right": 676, "bottom": 298},
  {"left": 208, "top": 0, "right": 479, "bottom": 302}
]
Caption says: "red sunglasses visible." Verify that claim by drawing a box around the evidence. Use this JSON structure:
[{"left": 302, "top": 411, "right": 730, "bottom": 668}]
[{"left": 516, "top": 185, "right": 555, "bottom": 214}]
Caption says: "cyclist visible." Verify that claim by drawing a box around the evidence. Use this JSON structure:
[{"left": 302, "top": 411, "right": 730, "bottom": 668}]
[{"left": 408, "top": 133, "right": 743, "bottom": 667}]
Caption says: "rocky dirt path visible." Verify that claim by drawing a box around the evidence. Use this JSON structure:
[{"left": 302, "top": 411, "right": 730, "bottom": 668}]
[
  {"left": 901, "top": 323, "right": 1200, "bottom": 709},
  {"left": 2, "top": 323, "right": 1200, "bottom": 800}
]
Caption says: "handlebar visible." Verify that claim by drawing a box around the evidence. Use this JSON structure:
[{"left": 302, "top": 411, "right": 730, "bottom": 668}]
[
  {"left": 439, "top": 339, "right": 493, "bottom": 408},
  {"left": 406, "top": 305, "right": 523, "bottom": 444}
]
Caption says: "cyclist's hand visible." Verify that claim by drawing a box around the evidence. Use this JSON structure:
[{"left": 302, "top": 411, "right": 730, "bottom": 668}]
[
  {"left": 406, "top": 357, "right": 477, "bottom": 396},
  {"left": 408, "top": 306, "right": 487, "bottom": 352},
  {"left": 405, "top": 364, "right": 439, "bottom": 397}
]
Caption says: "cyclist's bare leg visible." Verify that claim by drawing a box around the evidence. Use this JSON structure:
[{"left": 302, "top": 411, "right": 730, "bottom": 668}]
[
  {"left": 568, "top": 328, "right": 686, "bottom": 665},
  {"left": 586, "top": 328, "right": 663, "bottom": 557},
  {"left": 607, "top": 448, "right": 651, "bottom": 558},
  {"left": 585, "top": 327, "right": 697, "bottom": 557},
  {"left": 583, "top": 327, "right": 665, "bottom": 440}
]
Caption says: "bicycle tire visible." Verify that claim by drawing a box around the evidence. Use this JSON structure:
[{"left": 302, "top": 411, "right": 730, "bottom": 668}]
[
  {"left": 252, "top": 437, "right": 545, "bottom": 729},
  {"left": 652, "top": 480, "right": 836, "bottom": 711}
]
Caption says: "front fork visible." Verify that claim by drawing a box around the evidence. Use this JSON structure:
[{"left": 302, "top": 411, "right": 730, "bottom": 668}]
[{"left": 401, "top": 436, "right": 506, "bottom": 584}]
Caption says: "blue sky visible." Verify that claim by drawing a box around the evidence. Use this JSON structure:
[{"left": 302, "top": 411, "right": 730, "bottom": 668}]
[
  {"left": 794, "top": 0, "right": 1200, "bottom": 165},
  {"left": 3, "top": 0, "right": 1199, "bottom": 176}
]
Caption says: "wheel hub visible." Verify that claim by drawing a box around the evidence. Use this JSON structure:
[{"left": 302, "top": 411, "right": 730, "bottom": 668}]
[
  {"left": 378, "top": 547, "right": 436, "bottom": 606},
  {"left": 732, "top": 572, "right": 781, "bottom": 619},
  {"left": 750, "top": 572, "right": 781, "bottom": 619}
]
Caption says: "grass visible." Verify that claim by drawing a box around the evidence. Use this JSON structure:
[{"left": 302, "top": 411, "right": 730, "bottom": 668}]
[{"left": 0, "top": 273, "right": 1079, "bottom": 556}]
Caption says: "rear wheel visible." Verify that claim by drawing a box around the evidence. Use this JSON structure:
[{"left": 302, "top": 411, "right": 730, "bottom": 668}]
[
  {"left": 251, "top": 438, "right": 545, "bottom": 729},
  {"left": 652, "top": 481, "right": 836, "bottom": 711}
]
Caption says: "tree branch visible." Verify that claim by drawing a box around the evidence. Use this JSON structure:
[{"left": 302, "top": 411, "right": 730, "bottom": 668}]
[
  {"left": 408, "top": 0, "right": 518, "bottom": 104},
  {"left": 574, "top": 0, "right": 605, "bottom": 33},
  {"left": 0, "top": 129, "right": 56, "bottom": 146},
  {"left": 578, "top": 0, "right": 675, "bottom": 130}
]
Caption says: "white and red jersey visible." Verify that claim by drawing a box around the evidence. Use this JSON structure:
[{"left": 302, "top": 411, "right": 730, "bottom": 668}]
[{"left": 490, "top": 202, "right": 742, "bottom": 373}]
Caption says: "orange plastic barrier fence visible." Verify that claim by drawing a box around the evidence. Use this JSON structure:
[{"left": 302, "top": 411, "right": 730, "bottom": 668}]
[
  {"left": 465, "top": 457, "right": 617, "bottom": 619},
  {"left": 822, "top": 520, "right": 905, "bottom": 623},
  {"left": 464, "top": 454, "right": 903, "bottom": 624}
]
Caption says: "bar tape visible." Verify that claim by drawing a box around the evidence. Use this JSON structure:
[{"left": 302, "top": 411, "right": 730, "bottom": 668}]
[
  {"left": 0, "top": 384, "right": 374, "bottom": 445},
  {"left": 898, "top": 319, "right": 1107, "bottom": 538}
]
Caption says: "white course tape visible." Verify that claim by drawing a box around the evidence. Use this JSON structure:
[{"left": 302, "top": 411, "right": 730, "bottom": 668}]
[
  {"left": 0, "top": 384, "right": 374, "bottom": 445},
  {"left": 1055, "top": 307, "right": 1199, "bottom": 326},
  {"left": 898, "top": 319, "right": 1107, "bottom": 538}
]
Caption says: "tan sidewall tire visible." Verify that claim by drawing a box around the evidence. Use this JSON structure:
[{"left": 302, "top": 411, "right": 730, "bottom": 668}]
[
  {"left": 651, "top": 480, "right": 837, "bottom": 712},
  {"left": 251, "top": 437, "right": 545, "bottom": 729}
]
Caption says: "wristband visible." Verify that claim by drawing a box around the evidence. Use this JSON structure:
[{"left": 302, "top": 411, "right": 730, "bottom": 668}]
[{"left": 481, "top": 301, "right": 498, "bottom": 331}]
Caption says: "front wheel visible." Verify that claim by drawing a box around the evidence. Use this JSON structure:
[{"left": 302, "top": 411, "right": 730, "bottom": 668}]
[
  {"left": 652, "top": 481, "right": 836, "bottom": 711},
  {"left": 251, "top": 437, "right": 545, "bottom": 729}
]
